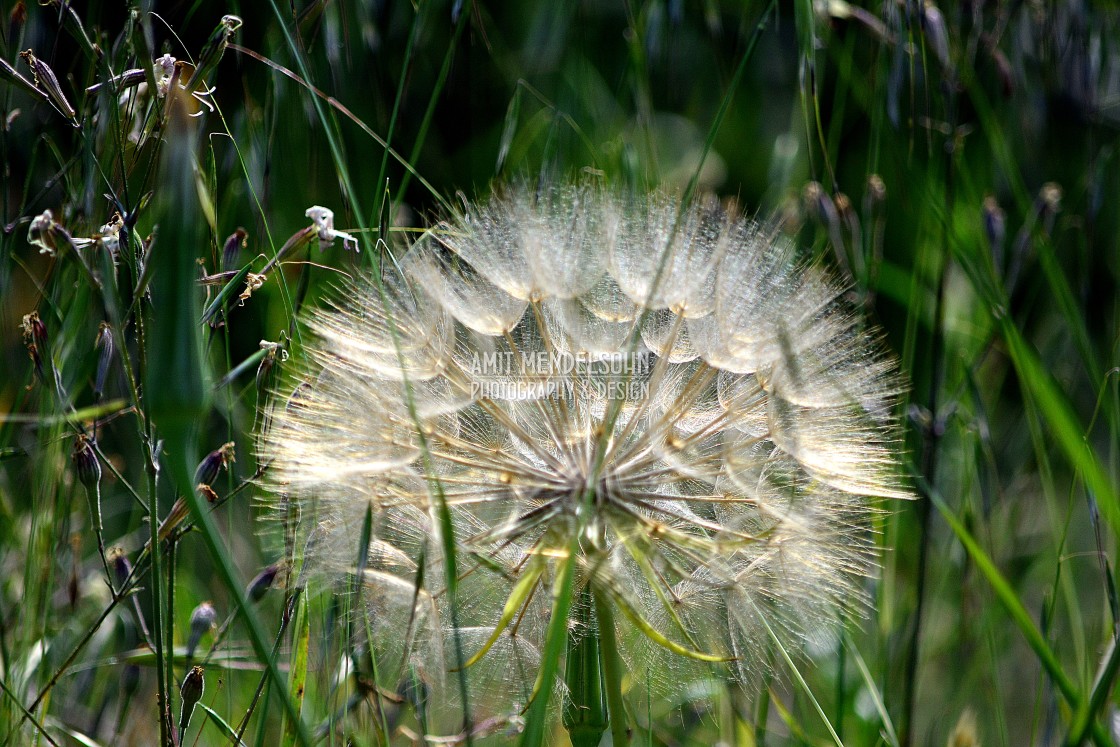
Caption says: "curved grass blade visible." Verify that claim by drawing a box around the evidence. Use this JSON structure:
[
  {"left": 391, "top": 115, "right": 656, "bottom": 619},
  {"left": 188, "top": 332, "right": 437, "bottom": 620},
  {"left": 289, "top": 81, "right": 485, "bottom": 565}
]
[
  {"left": 461, "top": 560, "right": 545, "bottom": 669},
  {"left": 599, "top": 581, "right": 730, "bottom": 663}
]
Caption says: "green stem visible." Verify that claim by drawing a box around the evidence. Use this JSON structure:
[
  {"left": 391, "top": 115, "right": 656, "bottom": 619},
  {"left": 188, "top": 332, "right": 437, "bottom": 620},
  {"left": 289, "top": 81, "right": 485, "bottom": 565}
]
[
  {"left": 564, "top": 585, "right": 606, "bottom": 747},
  {"left": 593, "top": 585, "right": 630, "bottom": 747}
]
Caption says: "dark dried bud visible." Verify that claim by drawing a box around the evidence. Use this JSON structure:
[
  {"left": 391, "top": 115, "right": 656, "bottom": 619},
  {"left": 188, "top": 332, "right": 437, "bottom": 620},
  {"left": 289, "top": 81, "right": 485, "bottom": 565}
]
[
  {"left": 1039, "top": 182, "right": 1062, "bottom": 218},
  {"left": 802, "top": 181, "right": 838, "bottom": 226},
  {"left": 186, "top": 602, "right": 218, "bottom": 659},
  {"left": 865, "top": 174, "right": 886, "bottom": 208},
  {"left": 196, "top": 484, "right": 220, "bottom": 504},
  {"left": 189, "top": 15, "right": 242, "bottom": 95},
  {"left": 21, "top": 311, "right": 46, "bottom": 382},
  {"left": 982, "top": 195, "right": 1006, "bottom": 268},
  {"left": 221, "top": 228, "right": 247, "bottom": 273},
  {"left": 920, "top": 4, "right": 951, "bottom": 71},
  {"left": 194, "top": 442, "right": 235, "bottom": 488},
  {"left": 72, "top": 435, "right": 101, "bottom": 489},
  {"left": 109, "top": 548, "right": 133, "bottom": 589},
  {"left": 247, "top": 563, "right": 281, "bottom": 603},
  {"left": 21, "top": 311, "right": 46, "bottom": 346},
  {"left": 256, "top": 339, "right": 289, "bottom": 398},
  {"left": 834, "top": 192, "right": 860, "bottom": 236},
  {"left": 179, "top": 665, "right": 205, "bottom": 734},
  {"left": 94, "top": 323, "right": 114, "bottom": 399}
]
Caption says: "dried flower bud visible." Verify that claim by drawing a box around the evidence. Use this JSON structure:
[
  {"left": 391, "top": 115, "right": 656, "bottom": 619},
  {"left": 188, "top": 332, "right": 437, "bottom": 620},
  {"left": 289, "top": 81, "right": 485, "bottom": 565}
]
[
  {"left": 239, "top": 273, "right": 266, "bottom": 305},
  {"left": 190, "top": 15, "right": 242, "bottom": 94},
  {"left": 196, "top": 483, "right": 220, "bottom": 504},
  {"left": 179, "top": 665, "right": 205, "bottom": 735},
  {"left": 256, "top": 338, "right": 289, "bottom": 397},
  {"left": 186, "top": 602, "right": 218, "bottom": 659},
  {"left": 803, "top": 181, "right": 850, "bottom": 276},
  {"left": 982, "top": 195, "right": 1006, "bottom": 269},
  {"left": 94, "top": 322, "right": 114, "bottom": 399},
  {"left": 72, "top": 435, "right": 102, "bottom": 489},
  {"left": 247, "top": 563, "right": 281, "bottom": 603},
  {"left": 920, "top": 4, "right": 951, "bottom": 72},
  {"left": 946, "top": 707, "right": 980, "bottom": 747},
  {"left": 221, "top": 228, "right": 247, "bottom": 273},
  {"left": 1039, "top": 182, "right": 1062, "bottom": 217},
  {"left": 305, "top": 206, "right": 359, "bottom": 252},
  {"left": 19, "top": 49, "right": 76, "bottom": 122},
  {"left": 194, "top": 442, "right": 236, "bottom": 488},
  {"left": 20, "top": 311, "right": 46, "bottom": 347},
  {"left": 109, "top": 548, "right": 132, "bottom": 589},
  {"left": 865, "top": 174, "right": 886, "bottom": 208},
  {"left": 20, "top": 312, "right": 47, "bottom": 383},
  {"left": 834, "top": 192, "right": 860, "bottom": 237}
]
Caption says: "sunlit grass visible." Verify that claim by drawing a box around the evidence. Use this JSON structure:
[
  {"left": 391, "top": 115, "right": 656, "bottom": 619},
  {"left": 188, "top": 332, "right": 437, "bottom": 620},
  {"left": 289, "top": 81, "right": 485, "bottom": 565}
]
[{"left": 1, "top": 2, "right": 1118, "bottom": 745}]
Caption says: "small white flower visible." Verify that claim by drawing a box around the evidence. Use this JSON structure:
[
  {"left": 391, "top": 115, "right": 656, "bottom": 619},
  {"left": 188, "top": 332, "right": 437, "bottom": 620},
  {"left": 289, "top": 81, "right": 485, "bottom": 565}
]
[
  {"left": 155, "top": 53, "right": 177, "bottom": 98},
  {"left": 304, "top": 205, "right": 359, "bottom": 252}
]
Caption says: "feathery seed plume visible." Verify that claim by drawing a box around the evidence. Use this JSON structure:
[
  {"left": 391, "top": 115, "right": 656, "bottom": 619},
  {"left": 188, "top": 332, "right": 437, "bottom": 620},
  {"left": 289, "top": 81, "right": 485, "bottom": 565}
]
[{"left": 259, "top": 181, "right": 909, "bottom": 733}]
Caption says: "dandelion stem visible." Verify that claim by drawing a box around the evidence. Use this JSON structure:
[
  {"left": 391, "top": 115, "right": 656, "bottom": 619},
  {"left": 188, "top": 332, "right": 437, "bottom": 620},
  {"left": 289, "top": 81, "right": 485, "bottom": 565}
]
[
  {"left": 563, "top": 585, "right": 606, "bottom": 747},
  {"left": 594, "top": 584, "right": 631, "bottom": 746}
]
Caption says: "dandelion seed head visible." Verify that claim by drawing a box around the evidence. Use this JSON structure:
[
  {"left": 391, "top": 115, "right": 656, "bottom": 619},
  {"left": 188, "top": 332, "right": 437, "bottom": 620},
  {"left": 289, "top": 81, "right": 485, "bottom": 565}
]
[{"left": 260, "top": 181, "right": 909, "bottom": 720}]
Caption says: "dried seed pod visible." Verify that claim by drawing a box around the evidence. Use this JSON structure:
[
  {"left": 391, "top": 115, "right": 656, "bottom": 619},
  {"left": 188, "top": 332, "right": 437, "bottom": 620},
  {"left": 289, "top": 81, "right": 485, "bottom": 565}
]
[
  {"left": 194, "top": 442, "right": 236, "bottom": 488},
  {"left": 982, "top": 195, "right": 1006, "bottom": 270},
  {"left": 178, "top": 665, "right": 205, "bottom": 737},
  {"left": 72, "top": 435, "right": 101, "bottom": 489},
  {"left": 109, "top": 548, "right": 133, "bottom": 589},
  {"left": 189, "top": 15, "right": 242, "bottom": 94},
  {"left": 221, "top": 228, "right": 247, "bottom": 273},
  {"left": 21, "top": 53, "right": 73, "bottom": 116},
  {"left": 247, "top": 563, "right": 281, "bottom": 603},
  {"left": 256, "top": 339, "right": 289, "bottom": 400},
  {"left": 94, "top": 323, "right": 114, "bottom": 399},
  {"left": 186, "top": 602, "right": 218, "bottom": 659},
  {"left": 18, "top": 49, "right": 76, "bottom": 122},
  {"left": 20, "top": 312, "right": 46, "bottom": 382}
]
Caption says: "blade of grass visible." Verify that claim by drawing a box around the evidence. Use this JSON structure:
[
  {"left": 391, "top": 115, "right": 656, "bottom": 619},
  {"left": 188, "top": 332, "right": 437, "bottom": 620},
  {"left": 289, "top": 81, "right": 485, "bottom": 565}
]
[
  {"left": 519, "top": 544, "right": 575, "bottom": 747},
  {"left": 916, "top": 470, "right": 1112, "bottom": 746}
]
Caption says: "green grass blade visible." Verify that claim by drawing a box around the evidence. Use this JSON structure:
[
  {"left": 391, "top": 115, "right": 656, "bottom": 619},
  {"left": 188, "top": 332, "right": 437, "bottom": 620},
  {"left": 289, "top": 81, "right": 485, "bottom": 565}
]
[{"left": 918, "top": 472, "right": 1112, "bottom": 746}]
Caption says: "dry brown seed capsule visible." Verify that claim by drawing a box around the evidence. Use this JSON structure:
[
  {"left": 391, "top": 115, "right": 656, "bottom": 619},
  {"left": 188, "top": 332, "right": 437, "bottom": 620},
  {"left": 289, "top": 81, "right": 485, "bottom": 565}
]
[
  {"left": 94, "top": 323, "right": 114, "bottom": 399},
  {"left": 194, "top": 442, "right": 236, "bottom": 487},
  {"left": 21, "top": 311, "right": 46, "bottom": 346},
  {"left": 186, "top": 602, "right": 218, "bottom": 659},
  {"left": 982, "top": 195, "right": 1006, "bottom": 267},
  {"left": 72, "top": 435, "right": 101, "bottom": 489},
  {"left": 247, "top": 563, "right": 281, "bottom": 603},
  {"left": 866, "top": 174, "right": 887, "bottom": 206},
  {"left": 196, "top": 484, "right": 220, "bottom": 504},
  {"left": 221, "top": 228, "right": 248, "bottom": 273},
  {"left": 109, "top": 548, "right": 132, "bottom": 588},
  {"left": 179, "top": 665, "right": 205, "bottom": 736}
]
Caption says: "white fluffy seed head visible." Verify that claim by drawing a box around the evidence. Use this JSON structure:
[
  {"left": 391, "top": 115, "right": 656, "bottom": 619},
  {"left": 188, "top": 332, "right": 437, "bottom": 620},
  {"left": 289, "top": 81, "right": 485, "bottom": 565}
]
[{"left": 258, "top": 181, "right": 909, "bottom": 724}]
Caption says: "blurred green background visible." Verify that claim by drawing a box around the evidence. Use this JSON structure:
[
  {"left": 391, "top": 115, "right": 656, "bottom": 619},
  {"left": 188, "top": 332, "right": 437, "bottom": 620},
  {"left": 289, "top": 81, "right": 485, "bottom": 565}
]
[{"left": 1, "top": 1, "right": 1119, "bottom": 745}]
